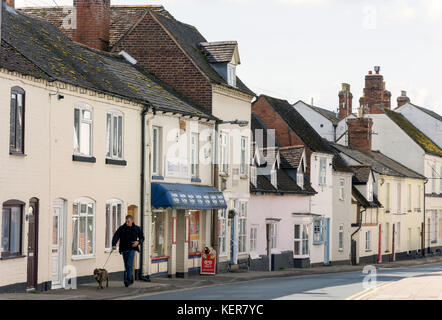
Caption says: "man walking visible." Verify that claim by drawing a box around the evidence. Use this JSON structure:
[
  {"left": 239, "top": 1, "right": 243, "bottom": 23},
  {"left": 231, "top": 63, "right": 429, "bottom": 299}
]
[{"left": 112, "top": 215, "right": 144, "bottom": 287}]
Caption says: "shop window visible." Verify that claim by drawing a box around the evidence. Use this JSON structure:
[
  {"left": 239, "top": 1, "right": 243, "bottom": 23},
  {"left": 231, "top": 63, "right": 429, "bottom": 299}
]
[
  {"left": 152, "top": 212, "right": 166, "bottom": 257},
  {"left": 188, "top": 211, "right": 200, "bottom": 254}
]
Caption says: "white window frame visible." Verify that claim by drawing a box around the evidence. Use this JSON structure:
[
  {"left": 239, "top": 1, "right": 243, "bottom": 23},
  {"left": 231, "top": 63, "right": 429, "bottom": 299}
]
[
  {"left": 250, "top": 166, "right": 257, "bottom": 187},
  {"left": 191, "top": 132, "right": 199, "bottom": 179},
  {"left": 407, "top": 184, "right": 412, "bottom": 212},
  {"left": 152, "top": 126, "right": 162, "bottom": 176},
  {"left": 417, "top": 185, "right": 422, "bottom": 211},
  {"left": 238, "top": 202, "right": 248, "bottom": 254},
  {"left": 397, "top": 182, "right": 402, "bottom": 214},
  {"left": 297, "top": 172, "right": 304, "bottom": 189},
  {"left": 227, "top": 64, "right": 237, "bottom": 87},
  {"left": 250, "top": 225, "right": 258, "bottom": 253},
  {"left": 386, "top": 183, "right": 391, "bottom": 212},
  {"left": 338, "top": 224, "right": 344, "bottom": 251},
  {"left": 218, "top": 209, "right": 228, "bottom": 256},
  {"left": 270, "top": 168, "right": 277, "bottom": 188},
  {"left": 313, "top": 218, "right": 323, "bottom": 244},
  {"left": 240, "top": 136, "right": 247, "bottom": 176},
  {"left": 319, "top": 157, "right": 327, "bottom": 186},
  {"left": 72, "top": 197, "right": 95, "bottom": 258},
  {"left": 339, "top": 179, "right": 345, "bottom": 200},
  {"left": 367, "top": 181, "right": 374, "bottom": 202},
  {"left": 269, "top": 223, "right": 278, "bottom": 251},
  {"left": 220, "top": 131, "right": 229, "bottom": 175},
  {"left": 365, "top": 230, "right": 371, "bottom": 251},
  {"left": 106, "top": 110, "right": 124, "bottom": 160},
  {"left": 74, "top": 104, "right": 93, "bottom": 157},
  {"left": 294, "top": 224, "right": 309, "bottom": 257},
  {"left": 105, "top": 199, "right": 123, "bottom": 251}
]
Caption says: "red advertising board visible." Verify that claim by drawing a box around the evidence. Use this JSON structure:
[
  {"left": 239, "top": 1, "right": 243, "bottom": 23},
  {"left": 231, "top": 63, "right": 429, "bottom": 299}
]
[{"left": 200, "top": 253, "right": 216, "bottom": 275}]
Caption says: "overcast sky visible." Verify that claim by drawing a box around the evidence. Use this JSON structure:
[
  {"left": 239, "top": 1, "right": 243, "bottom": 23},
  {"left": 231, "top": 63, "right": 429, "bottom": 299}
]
[{"left": 15, "top": 0, "right": 442, "bottom": 115}]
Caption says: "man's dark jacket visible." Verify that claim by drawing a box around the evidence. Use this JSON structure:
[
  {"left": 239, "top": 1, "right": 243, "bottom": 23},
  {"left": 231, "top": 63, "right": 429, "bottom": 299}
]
[{"left": 112, "top": 223, "right": 145, "bottom": 253}]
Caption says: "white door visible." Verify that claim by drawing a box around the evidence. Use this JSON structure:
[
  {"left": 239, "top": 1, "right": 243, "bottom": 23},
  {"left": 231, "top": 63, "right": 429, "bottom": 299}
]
[{"left": 52, "top": 199, "right": 66, "bottom": 289}]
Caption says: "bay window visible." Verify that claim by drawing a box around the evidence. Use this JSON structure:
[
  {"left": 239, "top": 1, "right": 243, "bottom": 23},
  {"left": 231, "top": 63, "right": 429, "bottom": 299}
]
[
  {"left": 72, "top": 198, "right": 95, "bottom": 257},
  {"left": 74, "top": 104, "right": 93, "bottom": 156},
  {"left": 294, "top": 224, "right": 309, "bottom": 256},
  {"left": 10, "top": 87, "right": 25, "bottom": 155},
  {"left": 106, "top": 111, "right": 123, "bottom": 160}
]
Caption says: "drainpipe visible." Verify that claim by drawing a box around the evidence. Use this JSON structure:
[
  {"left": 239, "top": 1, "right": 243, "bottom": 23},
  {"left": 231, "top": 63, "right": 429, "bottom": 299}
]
[
  {"left": 211, "top": 121, "right": 220, "bottom": 272},
  {"left": 351, "top": 206, "right": 366, "bottom": 265},
  {"left": 423, "top": 178, "right": 428, "bottom": 257}
]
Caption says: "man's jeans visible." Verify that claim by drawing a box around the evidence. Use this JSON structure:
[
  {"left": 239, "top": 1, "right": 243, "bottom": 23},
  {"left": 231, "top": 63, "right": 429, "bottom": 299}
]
[{"left": 122, "top": 250, "right": 135, "bottom": 283}]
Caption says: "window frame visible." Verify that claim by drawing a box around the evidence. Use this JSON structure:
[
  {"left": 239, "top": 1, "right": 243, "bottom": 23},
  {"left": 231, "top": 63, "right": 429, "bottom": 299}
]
[
  {"left": 385, "top": 182, "right": 391, "bottom": 212},
  {"left": 397, "top": 182, "right": 402, "bottom": 214},
  {"left": 218, "top": 209, "right": 228, "bottom": 257},
  {"left": 297, "top": 172, "right": 304, "bottom": 190},
  {"left": 238, "top": 202, "right": 248, "bottom": 254},
  {"left": 227, "top": 64, "right": 237, "bottom": 87},
  {"left": 319, "top": 157, "right": 327, "bottom": 186},
  {"left": 152, "top": 126, "right": 162, "bottom": 176},
  {"left": 269, "top": 223, "right": 278, "bottom": 251},
  {"left": 190, "top": 132, "right": 199, "bottom": 179},
  {"left": 106, "top": 110, "right": 124, "bottom": 160},
  {"left": 219, "top": 131, "right": 229, "bottom": 175},
  {"left": 338, "top": 224, "right": 344, "bottom": 251},
  {"left": 9, "top": 87, "right": 26, "bottom": 155},
  {"left": 73, "top": 104, "right": 93, "bottom": 157},
  {"left": 250, "top": 165, "right": 257, "bottom": 187},
  {"left": 105, "top": 199, "right": 123, "bottom": 251},
  {"left": 313, "top": 218, "right": 324, "bottom": 244},
  {"left": 1, "top": 200, "right": 24, "bottom": 259},
  {"left": 294, "top": 224, "right": 309, "bottom": 257},
  {"left": 339, "top": 179, "right": 345, "bottom": 200},
  {"left": 249, "top": 225, "right": 258, "bottom": 254},
  {"left": 72, "top": 197, "right": 96, "bottom": 258},
  {"left": 365, "top": 230, "right": 371, "bottom": 251},
  {"left": 240, "top": 136, "right": 247, "bottom": 176}
]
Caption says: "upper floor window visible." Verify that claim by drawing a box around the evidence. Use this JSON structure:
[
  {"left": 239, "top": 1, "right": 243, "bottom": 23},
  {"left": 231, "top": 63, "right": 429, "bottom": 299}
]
[
  {"left": 431, "top": 163, "right": 436, "bottom": 193},
  {"left": 74, "top": 104, "right": 93, "bottom": 157},
  {"left": 407, "top": 184, "right": 412, "bottom": 212},
  {"left": 10, "top": 87, "right": 25, "bottom": 155},
  {"left": 240, "top": 137, "right": 247, "bottom": 175},
  {"left": 250, "top": 165, "right": 257, "bottom": 187},
  {"left": 1, "top": 200, "right": 24, "bottom": 258},
  {"left": 220, "top": 132, "right": 229, "bottom": 174},
  {"left": 72, "top": 197, "right": 95, "bottom": 257},
  {"left": 270, "top": 168, "right": 277, "bottom": 188},
  {"left": 367, "top": 180, "right": 374, "bottom": 202},
  {"left": 191, "top": 132, "right": 199, "bottom": 178},
  {"left": 339, "top": 179, "right": 345, "bottom": 200},
  {"left": 417, "top": 185, "right": 422, "bottom": 210},
  {"left": 106, "top": 111, "right": 123, "bottom": 160},
  {"left": 397, "top": 183, "right": 402, "bottom": 214},
  {"left": 227, "top": 64, "right": 236, "bottom": 87},
  {"left": 385, "top": 182, "right": 391, "bottom": 212},
  {"left": 319, "top": 157, "right": 327, "bottom": 186},
  {"left": 297, "top": 172, "right": 304, "bottom": 189},
  {"left": 152, "top": 126, "right": 162, "bottom": 176}
]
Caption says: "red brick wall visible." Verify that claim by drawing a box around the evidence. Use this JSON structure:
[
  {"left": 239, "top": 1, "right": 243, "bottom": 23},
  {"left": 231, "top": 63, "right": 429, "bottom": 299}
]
[
  {"left": 252, "top": 96, "right": 313, "bottom": 178},
  {"left": 360, "top": 69, "right": 391, "bottom": 114},
  {"left": 338, "top": 84, "right": 353, "bottom": 120},
  {"left": 347, "top": 118, "right": 373, "bottom": 155},
  {"left": 73, "top": 0, "right": 110, "bottom": 51},
  {"left": 113, "top": 12, "right": 213, "bottom": 112}
]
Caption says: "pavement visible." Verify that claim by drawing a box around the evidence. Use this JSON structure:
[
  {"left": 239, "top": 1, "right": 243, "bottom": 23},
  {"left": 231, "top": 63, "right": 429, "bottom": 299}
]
[{"left": 1, "top": 255, "right": 442, "bottom": 300}]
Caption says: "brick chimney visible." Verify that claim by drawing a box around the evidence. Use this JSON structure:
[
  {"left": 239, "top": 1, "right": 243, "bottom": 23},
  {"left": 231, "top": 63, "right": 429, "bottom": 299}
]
[
  {"left": 339, "top": 83, "right": 353, "bottom": 119},
  {"left": 347, "top": 117, "right": 373, "bottom": 155},
  {"left": 73, "top": 0, "right": 110, "bottom": 51},
  {"left": 2, "top": 0, "right": 14, "bottom": 8},
  {"left": 397, "top": 90, "right": 410, "bottom": 108},
  {"left": 359, "top": 66, "right": 391, "bottom": 114}
]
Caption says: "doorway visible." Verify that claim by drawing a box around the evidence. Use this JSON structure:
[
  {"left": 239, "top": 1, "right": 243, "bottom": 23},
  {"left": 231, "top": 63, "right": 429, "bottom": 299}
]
[
  {"left": 27, "top": 198, "right": 39, "bottom": 290},
  {"left": 51, "top": 199, "right": 66, "bottom": 289}
]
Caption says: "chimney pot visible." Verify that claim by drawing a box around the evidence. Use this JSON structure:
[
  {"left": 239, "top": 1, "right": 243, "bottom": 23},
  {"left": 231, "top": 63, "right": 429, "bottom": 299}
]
[
  {"left": 368, "top": 71, "right": 372, "bottom": 75},
  {"left": 374, "top": 66, "right": 380, "bottom": 74},
  {"left": 401, "top": 90, "right": 407, "bottom": 97}
]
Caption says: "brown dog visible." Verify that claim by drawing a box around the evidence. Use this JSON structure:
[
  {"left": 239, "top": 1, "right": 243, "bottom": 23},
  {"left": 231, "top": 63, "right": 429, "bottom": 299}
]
[{"left": 93, "top": 268, "right": 109, "bottom": 289}]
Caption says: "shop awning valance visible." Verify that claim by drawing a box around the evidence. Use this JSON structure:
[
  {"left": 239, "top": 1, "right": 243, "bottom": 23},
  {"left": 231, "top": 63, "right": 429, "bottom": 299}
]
[{"left": 151, "top": 183, "right": 227, "bottom": 210}]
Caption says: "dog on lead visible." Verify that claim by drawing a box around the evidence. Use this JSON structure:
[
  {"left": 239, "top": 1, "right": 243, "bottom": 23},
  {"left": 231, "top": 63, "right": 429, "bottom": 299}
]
[{"left": 93, "top": 268, "right": 109, "bottom": 289}]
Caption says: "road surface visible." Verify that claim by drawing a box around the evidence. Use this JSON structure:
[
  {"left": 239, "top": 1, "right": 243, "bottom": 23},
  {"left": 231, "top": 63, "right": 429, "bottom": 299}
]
[{"left": 130, "top": 263, "right": 442, "bottom": 300}]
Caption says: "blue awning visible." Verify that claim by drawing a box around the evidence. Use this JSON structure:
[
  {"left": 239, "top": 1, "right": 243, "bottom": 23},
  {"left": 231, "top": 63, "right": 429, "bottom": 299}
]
[{"left": 151, "top": 183, "right": 227, "bottom": 210}]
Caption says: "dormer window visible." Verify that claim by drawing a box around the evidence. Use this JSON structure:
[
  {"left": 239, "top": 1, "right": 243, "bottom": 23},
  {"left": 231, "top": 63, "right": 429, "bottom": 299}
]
[
  {"left": 227, "top": 64, "right": 236, "bottom": 87},
  {"left": 297, "top": 172, "right": 304, "bottom": 190},
  {"left": 367, "top": 181, "right": 374, "bottom": 202},
  {"left": 251, "top": 165, "right": 257, "bottom": 187},
  {"left": 271, "top": 169, "right": 277, "bottom": 188}
]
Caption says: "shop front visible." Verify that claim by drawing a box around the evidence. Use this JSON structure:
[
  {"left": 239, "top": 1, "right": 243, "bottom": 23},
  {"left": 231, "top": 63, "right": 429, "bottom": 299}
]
[{"left": 151, "top": 183, "right": 227, "bottom": 278}]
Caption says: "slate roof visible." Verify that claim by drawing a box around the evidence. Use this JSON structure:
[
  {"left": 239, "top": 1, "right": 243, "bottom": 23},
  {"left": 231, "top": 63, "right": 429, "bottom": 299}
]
[
  {"left": 199, "top": 41, "right": 238, "bottom": 64},
  {"left": 350, "top": 165, "right": 372, "bottom": 184},
  {"left": 279, "top": 146, "right": 304, "bottom": 169},
  {"left": 20, "top": 5, "right": 255, "bottom": 98},
  {"left": 384, "top": 109, "right": 442, "bottom": 156},
  {"left": 395, "top": 102, "right": 442, "bottom": 122},
  {"left": 295, "top": 100, "right": 339, "bottom": 125},
  {"left": 352, "top": 186, "right": 382, "bottom": 209},
  {"left": 259, "top": 95, "right": 352, "bottom": 173},
  {"left": 332, "top": 143, "right": 425, "bottom": 180},
  {"left": 2, "top": 7, "right": 216, "bottom": 120}
]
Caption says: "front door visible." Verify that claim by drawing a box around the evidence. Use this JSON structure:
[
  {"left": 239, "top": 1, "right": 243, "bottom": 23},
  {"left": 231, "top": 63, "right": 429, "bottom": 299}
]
[
  {"left": 323, "top": 218, "right": 330, "bottom": 265},
  {"left": 27, "top": 198, "right": 39, "bottom": 290},
  {"left": 51, "top": 199, "right": 66, "bottom": 289}
]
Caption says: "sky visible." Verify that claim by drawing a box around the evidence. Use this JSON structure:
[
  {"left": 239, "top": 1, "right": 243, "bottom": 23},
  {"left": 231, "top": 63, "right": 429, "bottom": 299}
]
[{"left": 15, "top": 0, "right": 442, "bottom": 115}]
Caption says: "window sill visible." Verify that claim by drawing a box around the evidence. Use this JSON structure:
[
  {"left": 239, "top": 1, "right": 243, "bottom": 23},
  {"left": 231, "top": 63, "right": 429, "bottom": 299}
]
[
  {"left": 240, "top": 175, "right": 248, "bottom": 180},
  {"left": 152, "top": 176, "right": 164, "bottom": 181},
  {"left": 73, "top": 155, "right": 96, "bottom": 163},
  {"left": 191, "top": 178, "right": 202, "bottom": 183},
  {"left": 365, "top": 250, "right": 372, "bottom": 253},
  {"left": 105, "top": 158, "right": 127, "bottom": 166},
  {"left": 9, "top": 151, "right": 26, "bottom": 157},
  {"left": 431, "top": 240, "right": 438, "bottom": 244},
  {"left": 313, "top": 241, "right": 324, "bottom": 246},
  {"left": 0, "top": 254, "right": 26, "bottom": 260},
  {"left": 219, "top": 172, "right": 229, "bottom": 177},
  {"left": 71, "top": 255, "right": 96, "bottom": 261}
]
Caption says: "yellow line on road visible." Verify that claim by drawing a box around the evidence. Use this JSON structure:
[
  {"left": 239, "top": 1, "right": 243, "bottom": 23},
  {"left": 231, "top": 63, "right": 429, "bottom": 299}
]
[{"left": 345, "top": 281, "right": 394, "bottom": 300}]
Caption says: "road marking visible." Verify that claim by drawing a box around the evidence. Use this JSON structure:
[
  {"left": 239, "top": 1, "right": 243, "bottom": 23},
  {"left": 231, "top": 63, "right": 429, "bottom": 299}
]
[{"left": 345, "top": 281, "right": 394, "bottom": 300}]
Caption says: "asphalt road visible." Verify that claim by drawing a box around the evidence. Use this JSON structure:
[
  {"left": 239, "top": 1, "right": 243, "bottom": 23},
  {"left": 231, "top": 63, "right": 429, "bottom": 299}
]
[{"left": 132, "top": 263, "right": 442, "bottom": 300}]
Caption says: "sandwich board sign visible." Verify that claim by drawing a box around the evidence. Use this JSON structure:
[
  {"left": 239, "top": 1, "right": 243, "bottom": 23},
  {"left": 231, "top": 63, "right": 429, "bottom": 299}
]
[{"left": 200, "top": 252, "right": 216, "bottom": 275}]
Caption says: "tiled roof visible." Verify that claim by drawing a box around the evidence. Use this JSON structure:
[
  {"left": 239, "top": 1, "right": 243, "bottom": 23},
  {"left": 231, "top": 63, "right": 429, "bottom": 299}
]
[
  {"left": 2, "top": 7, "right": 216, "bottom": 120},
  {"left": 384, "top": 109, "right": 442, "bottom": 156},
  {"left": 352, "top": 186, "right": 382, "bottom": 209},
  {"left": 279, "top": 146, "right": 304, "bottom": 169},
  {"left": 199, "top": 41, "right": 238, "bottom": 64},
  {"left": 332, "top": 143, "right": 425, "bottom": 180},
  {"left": 259, "top": 95, "right": 352, "bottom": 173},
  {"left": 350, "top": 165, "right": 372, "bottom": 184},
  {"left": 20, "top": 5, "right": 255, "bottom": 98}
]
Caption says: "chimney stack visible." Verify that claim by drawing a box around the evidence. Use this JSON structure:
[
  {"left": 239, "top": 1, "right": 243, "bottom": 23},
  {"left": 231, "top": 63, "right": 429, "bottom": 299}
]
[
  {"left": 360, "top": 66, "right": 391, "bottom": 114},
  {"left": 347, "top": 117, "right": 373, "bottom": 155},
  {"left": 338, "top": 83, "right": 353, "bottom": 119},
  {"left": 73, "top": 0, "right": 110, "bottom": 51},
  {"left": 397, "top": 91, "right": 410, "bottom": 108},
  {"left": 2, "top": 0, "right": 14, "bottom": 8}
]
